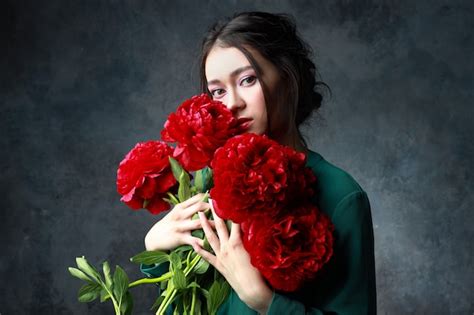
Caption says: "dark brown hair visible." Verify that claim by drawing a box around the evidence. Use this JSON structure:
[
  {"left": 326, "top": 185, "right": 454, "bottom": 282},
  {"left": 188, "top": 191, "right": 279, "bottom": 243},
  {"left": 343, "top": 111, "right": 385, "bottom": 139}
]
[{"left": 198, "top": 11, "right": 331, "bottom": 149}]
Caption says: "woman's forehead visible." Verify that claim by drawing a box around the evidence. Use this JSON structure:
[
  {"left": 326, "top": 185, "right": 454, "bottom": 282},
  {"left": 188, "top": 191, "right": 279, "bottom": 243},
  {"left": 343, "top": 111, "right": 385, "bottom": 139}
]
[
  {"left": 205, "top": 45, "right": 279, "bottom": 85},
  {"left": 205, "top": 46, "right": 253, "bottom": 81}
]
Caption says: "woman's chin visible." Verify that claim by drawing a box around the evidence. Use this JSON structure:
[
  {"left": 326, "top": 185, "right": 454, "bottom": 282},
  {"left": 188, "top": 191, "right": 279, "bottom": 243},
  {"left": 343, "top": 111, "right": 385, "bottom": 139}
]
[{"left": 250, "top": 128, "right": 266, "bottom": 136}]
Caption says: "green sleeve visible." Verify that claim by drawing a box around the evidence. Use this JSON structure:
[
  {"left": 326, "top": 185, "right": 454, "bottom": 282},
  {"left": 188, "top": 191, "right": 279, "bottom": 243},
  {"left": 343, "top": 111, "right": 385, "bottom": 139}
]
[
  {"left": 265, "top": 191, "right": 376, "bottom": 315},
  {"left": 140, "top": 262, "right": 170, "bottom": 278},
  {"left": 139, "top": 262, "right": 170, "bottom": 297},
  {"left": 265, "top": 292, "right": 324, "bottom": 315}
]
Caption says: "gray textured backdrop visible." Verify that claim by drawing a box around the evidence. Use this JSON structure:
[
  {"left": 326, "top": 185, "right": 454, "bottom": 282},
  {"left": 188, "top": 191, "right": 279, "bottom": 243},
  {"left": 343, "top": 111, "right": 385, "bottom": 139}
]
[{"left": 1, "top": 0, "right": 473, "bottom": 314}]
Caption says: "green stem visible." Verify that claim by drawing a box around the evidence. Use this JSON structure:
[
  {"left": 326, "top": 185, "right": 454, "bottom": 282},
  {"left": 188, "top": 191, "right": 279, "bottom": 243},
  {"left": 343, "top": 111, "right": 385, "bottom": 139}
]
[
  {"left": 157, "top": 281, "right": 175, "bottom": 315},
  {"left": 112, "top": 304, "right": 121, "bottom": 315},
  {"left": 157, "top": 252, "right": 203, "bottom": 315},
  {"left": 110, "top": 295, "right": 121, "bottom": 315},
  {"left": 128, "top": 272, "right": 173, "bottom": 288},
  {"left": 167, "top": 290, "right": 178, "bottom": 312},
  {"left": 99, "top": 280, "right": 121, "bottom": 315},
  {"left": 117, "top": 299, "right": 122, "bottom": 315},
  {"left": 190, "top": 281, "right": 197, "bottom": 314},
  {"left": 184, "top": 253, "right": 201, "bottom": 276},
  {"left": 186, "top": 250, "right": 192, "bottom": 267},
  {"left": 99, "top": 272, "right": 173, "bottom": 308}
]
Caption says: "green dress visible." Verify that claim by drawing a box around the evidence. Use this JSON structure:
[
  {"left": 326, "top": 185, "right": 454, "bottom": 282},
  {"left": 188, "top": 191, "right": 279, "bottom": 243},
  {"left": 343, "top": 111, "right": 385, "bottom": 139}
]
[{"left": 141, "top": 150, "right": 377, "bottom": 314}]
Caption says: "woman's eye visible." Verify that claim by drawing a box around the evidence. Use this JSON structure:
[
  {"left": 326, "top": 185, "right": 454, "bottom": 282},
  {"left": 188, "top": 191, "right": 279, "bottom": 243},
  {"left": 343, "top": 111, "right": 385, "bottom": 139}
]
[
  {"left": 241, "top": 76, "right": 257, "bottom": 86},
  {"left": 211, "top": 89, "right": 225, "bottom": 97}
]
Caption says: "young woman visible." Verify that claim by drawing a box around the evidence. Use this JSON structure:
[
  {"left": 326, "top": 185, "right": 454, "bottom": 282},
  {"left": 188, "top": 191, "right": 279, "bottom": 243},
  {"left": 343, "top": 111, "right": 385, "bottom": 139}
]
[{"left": 143, "top": 11, "right": 376, "bottom": 314}]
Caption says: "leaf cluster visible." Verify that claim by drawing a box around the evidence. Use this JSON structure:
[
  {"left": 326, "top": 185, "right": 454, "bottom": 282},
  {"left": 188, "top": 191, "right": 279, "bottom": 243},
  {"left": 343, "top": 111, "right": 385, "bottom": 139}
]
[
  {"left": 130, "top": 247, "right": 229, "bottom": 315},
  {"left": 69, "top": 257, "right": 133, "bottom": 315}
]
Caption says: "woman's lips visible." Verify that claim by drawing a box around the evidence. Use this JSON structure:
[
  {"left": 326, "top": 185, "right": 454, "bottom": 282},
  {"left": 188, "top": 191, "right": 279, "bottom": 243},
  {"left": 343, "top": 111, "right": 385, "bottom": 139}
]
[{"left": 236, "top": 117, "right": 253, "bottom": 132}]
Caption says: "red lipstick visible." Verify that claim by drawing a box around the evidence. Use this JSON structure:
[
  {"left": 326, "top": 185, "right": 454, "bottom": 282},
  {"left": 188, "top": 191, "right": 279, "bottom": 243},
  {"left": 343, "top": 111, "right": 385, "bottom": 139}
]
[{"left": 236, "top": 117, "right": 253, "bottom": 132}]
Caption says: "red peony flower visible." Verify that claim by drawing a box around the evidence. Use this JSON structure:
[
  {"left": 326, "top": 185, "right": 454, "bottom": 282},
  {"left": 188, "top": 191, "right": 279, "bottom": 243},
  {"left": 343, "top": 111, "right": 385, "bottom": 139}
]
[
  {"left": 210, "top": 133, "right": 316, "bottom": 223},
  {"left": 241, "top": 203, "right": 334, "bottom": 292},
  {"left": 161, "top": 93, "right": 246, "bottom": 171},
  {"left": 116, "top": 141, "right": 176, "bottom": 215}
]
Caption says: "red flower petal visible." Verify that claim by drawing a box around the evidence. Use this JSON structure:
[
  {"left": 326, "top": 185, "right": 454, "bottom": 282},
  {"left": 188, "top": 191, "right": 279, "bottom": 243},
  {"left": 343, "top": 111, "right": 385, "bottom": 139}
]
[
  {"left": 116, "top": 140, "right": 176, "bottom": 215},
  {"left": 161, "top": 94, "right": 242, "bottom": 171},
  {"left": 241, "top": 202, "right": 334, "bottom": 292}
]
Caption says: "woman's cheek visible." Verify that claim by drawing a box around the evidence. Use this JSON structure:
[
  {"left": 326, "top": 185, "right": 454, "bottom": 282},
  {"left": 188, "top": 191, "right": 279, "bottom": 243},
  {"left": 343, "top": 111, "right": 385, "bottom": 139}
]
[{"left": 249, "top": 108, "right": 267, "bottom": 135}]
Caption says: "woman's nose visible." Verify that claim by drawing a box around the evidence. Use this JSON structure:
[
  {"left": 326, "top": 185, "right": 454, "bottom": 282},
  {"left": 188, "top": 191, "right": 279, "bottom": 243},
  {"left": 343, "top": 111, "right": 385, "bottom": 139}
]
[{"left": 227, "top": 90, "right": 246, "bottom": 113}]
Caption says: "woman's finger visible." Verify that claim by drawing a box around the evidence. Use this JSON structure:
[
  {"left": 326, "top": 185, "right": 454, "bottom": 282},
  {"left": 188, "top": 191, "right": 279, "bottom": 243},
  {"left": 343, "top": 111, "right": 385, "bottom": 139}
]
[
  {"left": 208, "top": 198, "right": 229, "bottom": 243},
  {"left": 229, "top": 222, "right": 241, "bottom": 243},
  {"left": 179, "top": 193, "right": 206, "bottom": 209},
  {"left": 192, "top": 242, "right": 217, "bottom": 269},
  {"left": 181, "top": 201, "right": 209, "bottom": 219},
  {"left": 177, "top": 218, "right": 202, "bottom": 232},
  {"left": 177, "top": 218, "right": 216, "bottom": 232},
  {"left": 198, "top": 211, "right": 220, "bottom": 254},
  {"left": 183, "top": 234, "right": 205, "bottom": 248}
]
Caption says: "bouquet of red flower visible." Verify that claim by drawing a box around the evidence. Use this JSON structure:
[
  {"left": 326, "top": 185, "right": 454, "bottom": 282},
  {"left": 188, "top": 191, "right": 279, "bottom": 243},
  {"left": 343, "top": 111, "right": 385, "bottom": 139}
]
[
  {"left": 69, "top": 94, "right": 244, "bottom": 315},
  {"left": 210, "top": 133, "right": 334, "bottom": 292},
  {"left": 68, "top": 93, "right": 334, "bottom": 315}
]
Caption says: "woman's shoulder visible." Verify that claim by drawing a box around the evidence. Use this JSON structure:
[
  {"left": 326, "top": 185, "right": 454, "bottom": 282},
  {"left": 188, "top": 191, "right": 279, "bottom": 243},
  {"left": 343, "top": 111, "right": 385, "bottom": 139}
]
[{"left": 305, "top": 149, "right": 368, "bottom": 219}]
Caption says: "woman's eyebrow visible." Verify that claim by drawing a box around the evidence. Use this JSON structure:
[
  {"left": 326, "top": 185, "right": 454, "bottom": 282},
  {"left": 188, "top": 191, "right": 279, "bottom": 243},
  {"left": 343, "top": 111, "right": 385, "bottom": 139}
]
[{"left": 207, "top": 65, "right": 254, "bottom": 85}]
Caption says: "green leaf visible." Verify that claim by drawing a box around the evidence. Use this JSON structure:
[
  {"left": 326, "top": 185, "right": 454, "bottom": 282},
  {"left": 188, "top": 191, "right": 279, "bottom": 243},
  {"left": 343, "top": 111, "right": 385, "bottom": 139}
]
[
  {"left": 191, "top": 228, "right": 204, "bottom": 239},
  {"left": 200, "top": 190, "right": 210, "bottom": 203},
  {"left": 75, "top": 256, "right": 101, "bottom": 283},
  {"left": 200, "top": 288, "right": 209, "bottom": 300},
  {"left": 130, "top": 250, "right": 170, "bottom": 265},
  {"left": 174, "top": 245, "right": 193, "bottom": 254},
  {"left": 169, "top": 252, "right": 182, "bottom": 270},
  {"left": 78, "top": 283, "right": 101, "bottom": 303},
  {"left": 163, "top": 197, "right": 179, "bottom": 206},
  {"left": 121, "top": 291, "right": 134, "bottom": 315},
  {"left": 99, "top": 288, "right": 110, "bottom": 303},
  {"left": 187, "top": 281, "right": 201, "bottom": 289},
  {"left": 172, "top": 268, "right": 187, "bottom": 290},
  {"left": 207, "top": 280, "right": 230, "bottom": 315},
  {"left": 203, "top": 237, "right": 212, "bottom": 252},
  {"left": 194, "top": 169, "right": 204, "bottom": 192},
  {"left": 167, "top": 192, "right": 180, "bottom": 205},
  {"left": 180, "top": 291, "right": 191, "bottom": 314},
  {"left": 203, "top": 168, "right": 213, "bottom": 191},
  {"left": 68, "top": 267, "right": 93, "bottom": 282},
  {"left": 178, "top": 171, "right": 191, "bottom": 202},
  {"left": 193, "top": 257, "right": 209, "bottom": 274},
  {"left": 112, "top": 266, "right": 129, "bottom": 303},
  {"left": 143, "top": 199, "right": 150, "bottom": 208},
  {"left": 102, "top": 261, "right": 113, "bottom": 289},
  {"left": 169, "top": 156, "right": 185, "bottom": 182},
  {"left": 193, "top": 296, "right": 203, "bottom": 315},
  {"left": 160, "top": 279, "right": 168, "bottom": 290}
]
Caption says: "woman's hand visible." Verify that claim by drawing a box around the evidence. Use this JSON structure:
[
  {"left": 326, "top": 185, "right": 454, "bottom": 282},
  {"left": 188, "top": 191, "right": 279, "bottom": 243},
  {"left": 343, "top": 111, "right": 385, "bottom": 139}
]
[
  {"left": 192, "top": 199, "right": 273, "bottom": 315},
  {"left": 144, "top": 193, "right": 212, "bottom": 251}
]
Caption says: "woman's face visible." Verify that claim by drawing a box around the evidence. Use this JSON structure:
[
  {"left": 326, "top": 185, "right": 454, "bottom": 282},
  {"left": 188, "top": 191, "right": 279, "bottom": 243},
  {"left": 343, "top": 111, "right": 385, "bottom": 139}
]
[{"left": 205, "top": 45, "right": 280, "bottom": 135}]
